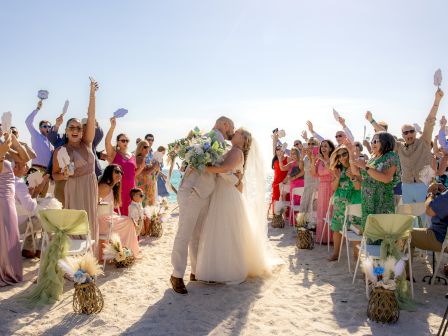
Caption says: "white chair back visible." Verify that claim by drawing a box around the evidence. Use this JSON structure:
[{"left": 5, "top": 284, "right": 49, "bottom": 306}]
[{"left": 396, "top": 202, "right": 425, "bottom": 217}]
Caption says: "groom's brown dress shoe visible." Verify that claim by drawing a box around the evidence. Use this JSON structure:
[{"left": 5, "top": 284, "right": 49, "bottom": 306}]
[
  {"left": 190, "top": 274, "right": 197, "bottom": 281},
  {"left": 170, "top": 276, "right": 188, "bottom": 294}
]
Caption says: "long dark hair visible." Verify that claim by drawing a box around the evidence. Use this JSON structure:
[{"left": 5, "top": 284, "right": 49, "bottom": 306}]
[
  {"left": 116, "top": 133, "right": 127, "bottom": 151},
  {"left": 98, "top": 164, "right": 122, "bottom": 207},
  {"left": 376, "top": 132, "right": 395, "bottom": 155},
  {"left": 319, "top": 139, "right": 336, "bottom": 158}
]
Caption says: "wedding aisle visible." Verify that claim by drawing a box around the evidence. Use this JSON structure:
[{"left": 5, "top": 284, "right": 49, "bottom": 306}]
[{"left": 0, "top": 206, "right": 446, "bottom": 336}]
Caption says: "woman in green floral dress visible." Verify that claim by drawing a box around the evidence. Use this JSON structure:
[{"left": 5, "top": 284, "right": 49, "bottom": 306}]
[
  {"left": 328, "top": 146, "right": 361, "bottom": 261},
  {"left": 351, "top": 132, "right": 401, "bottom": 229}
]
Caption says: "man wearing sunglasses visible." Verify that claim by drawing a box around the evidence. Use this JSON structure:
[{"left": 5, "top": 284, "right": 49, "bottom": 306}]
[
  {"left": 25, "top": 99, "right": 54, "bottom": 197},
  {"left": 306, "top": 117, "right": 354, "bottom": 147},
  {"left": 367, "top": 88, "right": 444, "bottom": 207},
  {"left": 144, "top": 133, "right": 155, "bottom": 164}
]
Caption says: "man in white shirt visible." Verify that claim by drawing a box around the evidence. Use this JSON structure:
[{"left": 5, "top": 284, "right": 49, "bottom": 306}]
[{"left": 13, "top": 161, "right": 47, "bottom": 258}]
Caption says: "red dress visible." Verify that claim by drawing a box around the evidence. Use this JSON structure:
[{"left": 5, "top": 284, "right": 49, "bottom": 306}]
[{"left": 272, "top": 157, "right": 288, "bottom": 205}]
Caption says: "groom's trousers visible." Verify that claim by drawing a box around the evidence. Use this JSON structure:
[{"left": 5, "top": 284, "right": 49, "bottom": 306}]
[{"left": 171, "top": 189, "right": 211, "bottom": 278}]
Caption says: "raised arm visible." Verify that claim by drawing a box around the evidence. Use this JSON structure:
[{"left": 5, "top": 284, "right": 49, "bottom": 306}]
[
  {"left": 421, "top": 88, "right": 444, "bottom": 144},
  {"left": 272, "top": 131, "right": 279, "bottom": 156},
  {"left": 25, "top": 101, "right": 43, "bottom": 137},
  {"left": 83, "top": 78, "right": 99, "bottom": 146},
  {"left": 205, "top": 148, "right": 243, "bottom": 174},
  {"left": 438, "top": 116, "right": 447, "bottom": 151},
  {"left": 105, "top": 117, "right": 117, "bottom": 163},
  {"left": 47, "top": 114, "right": 64, "bottom": 146},
  {"left": 338, "top": 117, "right": 355, "bottom": 143},
  {"left": 9, "top": 133, "right": 30, "bottom": 163},
  {"left": 365, "top": 111, "right": 386, "bottom": 133},
  {"left": 307, "top": 120, "right": 324, "bottom": 142}
]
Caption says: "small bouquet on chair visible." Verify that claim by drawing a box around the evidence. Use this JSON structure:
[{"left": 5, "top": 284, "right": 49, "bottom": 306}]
[
  {"left": 102, "top": 234, "right": 135, "bottom": 268},
  {"left": 58, "top": 253, "right": 104, "bottom": 314}
]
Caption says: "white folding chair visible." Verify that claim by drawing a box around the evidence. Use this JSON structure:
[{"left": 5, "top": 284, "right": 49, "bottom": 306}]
[
  {"left": 320, "top": 195, "right": 334, "bottom": 251},
  {"left": 289, "top": 187, "right": 304, "bottom": 225},
  {"left": 16, "top": 201, "right": 37, "bottom": 253},
  {"left": 97, "top": 202, "right": 115, "bottom": 270},
  {"left": 337, "top": 203, "right": 362, "bottom": 273},
  {"left": 352, "top": 214, "right": 415, "bottom": 299}
]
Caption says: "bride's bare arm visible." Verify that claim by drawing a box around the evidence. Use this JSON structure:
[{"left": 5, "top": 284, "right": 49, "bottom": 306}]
[{"left": 205, "top": 148, "right": 242, "bottom": 174}]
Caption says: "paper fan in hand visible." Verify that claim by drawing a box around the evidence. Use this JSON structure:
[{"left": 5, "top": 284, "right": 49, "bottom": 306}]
[
  {"left": 62, "top": 100, "right": 69, "bottom": 116},
  {"left": 37, "top": 90, "right": 49, "bottom": 100},
  {"left": 153, "top": 151, "right": 164, "bottom": 163},
  {"left": 413, "top": 123, "right": 422, "bottom": 133},
  {"left": 113, "top": 108, "right": 128, "bottom": 118},
  {"left": 57, "top": 147, "right": 71, "bottom": 169},
  {"left": 434, "top": 69, "right": 442, "bottom": 87},
  {"left": 1, "top": 112, "right": 12, "bottom": 133},
  {"left": 333, "top": 108, "right": 341, "bottom": 122},
  {"left": 27, "top": 171, "right": 43, "bottom": 188}
]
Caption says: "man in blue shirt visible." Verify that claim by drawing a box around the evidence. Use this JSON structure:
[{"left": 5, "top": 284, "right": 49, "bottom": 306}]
[{"left": 410, "top": 183, "right": 448, "bottom": 253}]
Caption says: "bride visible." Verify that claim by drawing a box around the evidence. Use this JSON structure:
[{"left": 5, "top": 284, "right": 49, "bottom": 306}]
[{"left": 195, "top": 128, "right": 275, "bottom": 284}]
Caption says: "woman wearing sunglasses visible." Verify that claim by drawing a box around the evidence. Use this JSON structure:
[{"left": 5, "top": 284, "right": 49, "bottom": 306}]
[
  {"left": 98, "top": 164, "right": 140, "bottom": 258},
  {"left": 350, "top": 132, "right": 401, "bottom": 230},
  {"left": 105, "top": 117, "right": 146, "bottom": 215},
  {"left": 135, "top": 140, "right": 159, "bottom": 207},
  {"left": 52, "top": 79, "right": 100, "bottom": 253},
  {"left": 328, "top": 146, "right": 361, "bottom": 261}
]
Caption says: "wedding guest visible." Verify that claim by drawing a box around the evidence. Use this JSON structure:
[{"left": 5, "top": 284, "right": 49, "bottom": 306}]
[
  {"left": 47, "top": 114, "right": 67, "bottom": 205},
  {"left": 271, "top": 143, "right": 288, "bottom": 214},
  {"left": 52, "top": 79, "right": 99, "bottom": 251},
  {"left": 310, "top": 139, "right": 335, "bottom": 243},
  {"left": 106, "top": 117, "right": 145, "bottom": 215},
  {"left": 351, "top": 132, "right": 401, "bottom": 229},
  {"left": 10, "top": 126, "right": 36, "bottom": 161},
  {"left": 307, "top": 118, "right": 354, "bottom": 146},
  {"left": 438, "top": 116, "right": 448, "bottom": 151},
  {"left": 25, "top": 100, "right": 53, "bottom": 197},
  {"left": 0, "top": 132, "right": 30, "bottom": 286},
  {"left": 98, "top": 165, "right": 140, "bottom": 257},
  {"left": 135, "top": 140, "right": 159, "bottom": 206},
  {"left": 156, "top": 146, "right": 170, "bottom": 200},
  {"left": 278, "top": 147, "right": 304, "bottom": 219},
  {"left": 144, "top": 133, "right": 155, "bottom": 164},
  {"left": 13, "top": 161, "right": 47, "bottom": 258},
  {"left": 366, "top": 88, "right": 443, "bottom": 207},
  {"left": 328, "top": 146, "right": 361, "bottom": 261},
  {"left": 128, "top": 187, "right": 145, "bottom": 236},
  {"left": 299, "top": 138, "right": 319, "bottom": 216}
]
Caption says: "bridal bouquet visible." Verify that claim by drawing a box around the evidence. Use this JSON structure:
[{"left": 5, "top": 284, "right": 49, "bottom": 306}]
[{"left": 167, "top": 127, "right": 203, "bottom": 162}]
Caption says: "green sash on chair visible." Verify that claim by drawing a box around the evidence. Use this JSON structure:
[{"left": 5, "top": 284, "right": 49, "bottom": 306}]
[{"left": 24, "top": 209, "right": 89, "bottom": 305}]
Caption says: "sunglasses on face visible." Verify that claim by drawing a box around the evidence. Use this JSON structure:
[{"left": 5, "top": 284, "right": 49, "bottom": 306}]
[
  {"left": 146, "top": 138, "right": 154, "bottom": 142},
  {"left": 41, "top": 125, "right": 51, "bottom": 129},
  {"left": 68, "top": 126, "right": 82, "bottom": 132},
  {"left": 335, "top": 134, "right": 344, "bottom": 138},
  {"left": 402, "top": 129, "right": 415, "bottom": 135},
  {"left": 294, "top": 143, "right": 300, "bottom": 146},
  {"left": 143, "top": 145, "right": 149, "bottom": 149},
  {"left": 119, "top": 139, "right": 129, "bottom": 143},
  {"left": 371, "top": 139, "right": 380, "bottom": 144},
  {"left": 137, "top": 193, "right": 145, "bottom": 198},
  {"left": 113, "top": 169, "right": 123, "bottom": 175},
  {"left": 337, "top": 151, "right": 349, "bottom": 159}
]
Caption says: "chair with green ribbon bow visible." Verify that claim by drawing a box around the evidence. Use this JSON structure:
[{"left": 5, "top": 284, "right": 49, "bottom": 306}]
[
  {"left": 352, "top": 214, "right": 415, "bottom": 304},
  {"left": 24, "top": 209, "right": 93, "bottom": 305}
]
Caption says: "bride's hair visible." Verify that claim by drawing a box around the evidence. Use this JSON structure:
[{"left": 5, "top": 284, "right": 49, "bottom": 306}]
[{"left": 237, "top": 128, "right": 252, "bottom": 171}]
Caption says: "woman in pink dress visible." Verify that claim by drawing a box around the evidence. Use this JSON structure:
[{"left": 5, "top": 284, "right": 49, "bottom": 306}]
[
  {"left": 278, "top": 147, "right": 304, "bottom": 224},
  {"left": 0, "top": 132, "right": 30, "bottom": 286},
  {"left": 98, "top": 164, "right": 140, "bottom": 257},
  {"left": 105, "top": 118, "right": 145, "bottom": 216},
  {"left": 310, "top": 140, "right": 335, "bottom": 244}
]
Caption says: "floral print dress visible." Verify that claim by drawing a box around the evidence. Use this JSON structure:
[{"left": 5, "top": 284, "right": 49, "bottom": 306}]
[
  {"left": 360, "top": 151, "right": 401, "bottom": 229},
  {"left": 331, "top": 166, "right": 361, "bottom": 232}
]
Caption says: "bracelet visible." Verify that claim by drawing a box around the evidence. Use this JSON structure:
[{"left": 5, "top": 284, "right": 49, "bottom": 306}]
[{"left": 369, "top": 119, "right": 375, "bottom": 124}]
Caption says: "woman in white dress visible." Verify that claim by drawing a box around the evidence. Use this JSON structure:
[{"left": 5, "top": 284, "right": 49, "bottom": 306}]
[{"left": 195, "top": 128, "right": 275, "bottom": 284}]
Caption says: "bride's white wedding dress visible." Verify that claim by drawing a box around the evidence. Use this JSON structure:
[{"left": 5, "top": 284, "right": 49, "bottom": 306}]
[{"left": 196, "top": 151, "right": 274, "bottom": 284}]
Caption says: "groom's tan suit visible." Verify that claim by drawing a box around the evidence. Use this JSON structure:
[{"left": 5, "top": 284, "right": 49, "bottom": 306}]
[{"left": 171, "top": 130, "right": 225, "bottom": 278}]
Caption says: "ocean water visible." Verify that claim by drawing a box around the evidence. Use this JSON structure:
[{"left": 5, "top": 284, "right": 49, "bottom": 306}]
[{"left": 166, "top": 170, "right": 274, "bottom": 203}]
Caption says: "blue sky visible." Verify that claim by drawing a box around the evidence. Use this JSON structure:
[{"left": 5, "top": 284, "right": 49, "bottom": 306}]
[{"left": 1, "top": 0, "right": 447, "bottom": 167}]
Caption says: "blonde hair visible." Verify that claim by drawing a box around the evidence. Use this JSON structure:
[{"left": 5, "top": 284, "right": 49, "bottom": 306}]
[
  {"left": 237, "top": 127, "right": 252, "bottom": 171},
  {"left": 289, "top": 147, "right": 301, "bottom": 161},
  {"left": 135, "top": 140, "right": 150, "bottom": 157},
  {"left": 329, "top": 145, "right": 349, "bottom": 170}
]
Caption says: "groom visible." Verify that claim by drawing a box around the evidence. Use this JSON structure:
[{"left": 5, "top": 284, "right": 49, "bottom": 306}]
[{"left": 170, "top": 116, "right": 235, "bottom": 294}]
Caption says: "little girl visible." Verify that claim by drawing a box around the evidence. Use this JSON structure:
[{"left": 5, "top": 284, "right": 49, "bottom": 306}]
[{"left": 128, "top": 188, "right": 145, "bottom": 235}]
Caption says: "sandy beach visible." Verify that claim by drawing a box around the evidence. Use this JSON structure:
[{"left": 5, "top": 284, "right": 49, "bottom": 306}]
[{"left": 0, "top": 207, "right": 446, "bottom": 336}]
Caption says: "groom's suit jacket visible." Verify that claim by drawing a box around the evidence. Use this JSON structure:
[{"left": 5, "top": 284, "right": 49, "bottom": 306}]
[{"left": 179, "top": 129, "right": 226, "bottom": 199}]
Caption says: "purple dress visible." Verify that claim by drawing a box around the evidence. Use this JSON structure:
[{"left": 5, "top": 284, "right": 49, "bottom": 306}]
[{"left": 0, "top": 160, "right": 23, "bottom": 286}]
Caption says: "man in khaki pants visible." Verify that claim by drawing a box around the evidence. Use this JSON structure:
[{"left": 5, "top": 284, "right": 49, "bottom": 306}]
[{"left": 170, "top": 117, "right": 234, "bottom": 294}]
